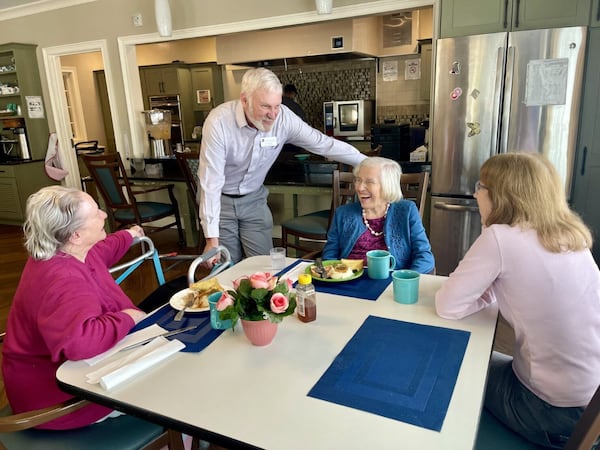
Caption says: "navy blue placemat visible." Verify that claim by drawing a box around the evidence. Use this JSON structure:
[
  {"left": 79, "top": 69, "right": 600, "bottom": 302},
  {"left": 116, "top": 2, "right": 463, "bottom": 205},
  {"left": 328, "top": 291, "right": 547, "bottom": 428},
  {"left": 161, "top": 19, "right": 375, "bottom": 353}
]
[
  {"left": 312, "top": 271, "right": 392, "bottom": 301},
  {"left": 308, "top": 316, "right": 471, "bottom": 431},
  {"left": 131, "top": 303, "right": 224, "bottom": 353}
]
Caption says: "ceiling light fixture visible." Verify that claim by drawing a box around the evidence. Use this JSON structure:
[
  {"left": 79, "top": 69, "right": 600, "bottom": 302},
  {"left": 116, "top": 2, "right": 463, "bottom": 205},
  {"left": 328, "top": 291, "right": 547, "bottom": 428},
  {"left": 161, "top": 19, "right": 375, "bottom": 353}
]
[{"left": 155, "top": 0, "right": 172, "bottom": 37}]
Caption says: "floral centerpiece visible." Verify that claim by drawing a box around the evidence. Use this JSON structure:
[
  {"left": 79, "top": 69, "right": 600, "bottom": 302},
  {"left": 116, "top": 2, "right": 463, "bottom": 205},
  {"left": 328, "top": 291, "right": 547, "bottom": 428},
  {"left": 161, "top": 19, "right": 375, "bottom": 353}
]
[{"left": 216, "top": 271, "right": 297, "bottom": 328}]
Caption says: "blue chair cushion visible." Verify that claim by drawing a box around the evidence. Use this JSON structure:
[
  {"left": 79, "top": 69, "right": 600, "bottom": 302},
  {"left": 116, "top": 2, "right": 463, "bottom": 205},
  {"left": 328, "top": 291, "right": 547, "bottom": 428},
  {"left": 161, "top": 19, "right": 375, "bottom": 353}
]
[
  {"left": 282, "top": 209, "right": 330, "bottom": 235},
  {"left": 114, "top": 202, "right": 175, "bottom": 222},
  {"left": 0, "top": 413, "right": 165, "bottom": 450},
  {"left": 475, "top": 409, "right": 542, "bottom": 450}
]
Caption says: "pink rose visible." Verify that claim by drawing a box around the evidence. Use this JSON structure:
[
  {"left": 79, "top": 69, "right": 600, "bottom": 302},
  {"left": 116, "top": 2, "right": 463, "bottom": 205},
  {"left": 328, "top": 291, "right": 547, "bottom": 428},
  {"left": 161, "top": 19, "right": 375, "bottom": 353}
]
[
  {"left": 233, "top": 275, "right": 249, "bottom": 290},
  {"left": 283, "top": 278, "right": 293, "bottom": 291},
  {"left": 216, "top": 292, "right": 234, "bottom": 311},
  {"left": 270, "top": 293, "right": 289, "bottom": 314},
  {"left": 249, "top": 272, "right": 276, "bottom": 290}
]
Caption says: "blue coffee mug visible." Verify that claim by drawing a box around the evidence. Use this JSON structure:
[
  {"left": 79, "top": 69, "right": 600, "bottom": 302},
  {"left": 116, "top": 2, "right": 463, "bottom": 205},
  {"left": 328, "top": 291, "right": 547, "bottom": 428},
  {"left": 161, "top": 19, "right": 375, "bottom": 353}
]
[
  {"left": 366, "top": 250, "right": 396, "bottom": 279},
  {"left": 392, "top": 270, "right": 420, "bottom": 304},
  {"left": 208, "top": 291, "right": 232, "bottom": 330}
]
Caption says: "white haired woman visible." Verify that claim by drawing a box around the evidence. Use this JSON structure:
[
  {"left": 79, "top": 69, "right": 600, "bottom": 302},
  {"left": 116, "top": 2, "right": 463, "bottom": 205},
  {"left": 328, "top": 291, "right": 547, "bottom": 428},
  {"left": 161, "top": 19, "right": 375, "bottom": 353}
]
[
  {"left": 322, "top": 156, "right": 435, "bottom": 273},
  {"left": 435, "top": 153, "right": 600, "bottom": 448},
  {"left": 2, "top": 186, "right": 146, "bottom": 429}
]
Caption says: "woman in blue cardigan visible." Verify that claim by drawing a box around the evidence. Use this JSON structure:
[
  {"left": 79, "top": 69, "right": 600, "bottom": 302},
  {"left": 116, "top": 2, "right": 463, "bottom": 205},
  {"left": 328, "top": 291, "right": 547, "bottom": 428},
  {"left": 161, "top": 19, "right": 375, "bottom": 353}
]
[{"left": 322, "top": 157, "right": 435, "bottom": 274}]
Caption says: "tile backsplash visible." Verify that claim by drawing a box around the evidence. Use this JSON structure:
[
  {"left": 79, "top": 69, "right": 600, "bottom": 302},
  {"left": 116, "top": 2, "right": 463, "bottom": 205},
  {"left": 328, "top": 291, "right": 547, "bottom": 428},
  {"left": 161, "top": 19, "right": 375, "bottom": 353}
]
[{"left": 271, "top": 57, "right": 430, "bottom": 132}]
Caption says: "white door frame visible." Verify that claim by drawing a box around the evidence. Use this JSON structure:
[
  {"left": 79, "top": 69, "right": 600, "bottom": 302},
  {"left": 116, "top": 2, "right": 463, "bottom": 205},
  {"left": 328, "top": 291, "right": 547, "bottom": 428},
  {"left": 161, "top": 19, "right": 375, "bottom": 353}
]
[{"left": 43, "top": 40, "right": 120, "bottom": 188}]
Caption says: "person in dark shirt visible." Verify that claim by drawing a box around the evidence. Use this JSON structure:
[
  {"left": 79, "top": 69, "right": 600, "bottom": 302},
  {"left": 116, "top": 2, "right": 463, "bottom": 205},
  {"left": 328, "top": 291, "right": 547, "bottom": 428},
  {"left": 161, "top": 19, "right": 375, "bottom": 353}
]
[{"left": 281, "top": 84, "right": 307, "bottom": 123}]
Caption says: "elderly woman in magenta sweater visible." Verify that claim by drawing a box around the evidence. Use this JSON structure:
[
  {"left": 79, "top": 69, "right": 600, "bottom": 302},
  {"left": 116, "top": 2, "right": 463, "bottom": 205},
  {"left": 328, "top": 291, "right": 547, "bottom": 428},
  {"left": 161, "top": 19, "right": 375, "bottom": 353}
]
[
  {"left": 2, "top": 186, "right": 146, "bottom": 430},
  {"left": 322, "top": 157, "right": 434, "bottom": 274},
  {"left": 435, "top": 153, "right": 600, "bottom": 448}
]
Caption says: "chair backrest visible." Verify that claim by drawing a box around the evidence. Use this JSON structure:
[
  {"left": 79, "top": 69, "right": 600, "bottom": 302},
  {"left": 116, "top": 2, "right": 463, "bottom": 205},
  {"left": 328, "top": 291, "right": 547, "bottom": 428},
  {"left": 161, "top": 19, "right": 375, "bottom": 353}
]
[
  {"left": 81, "top": 152, "right": 141, "bottom": 224},
  {"left": 564, "top": 384, "right": 600, "bottom": 450},
  {"left": 175, "top": 151, "right": 200, "bottom": 207},
  {"left": 74, "top": 140, "right": 101, "bottom": 154},
  {"left": 331, "top": 169, "right": 356, "bottom": 224},
  {"left": 400, "top": 171, "right": 429, "bottom": 218}
]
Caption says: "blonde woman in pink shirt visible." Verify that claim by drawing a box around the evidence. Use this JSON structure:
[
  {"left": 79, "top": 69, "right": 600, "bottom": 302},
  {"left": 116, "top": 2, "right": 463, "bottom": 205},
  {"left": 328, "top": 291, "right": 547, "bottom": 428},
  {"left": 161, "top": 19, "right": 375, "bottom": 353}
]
[{"left": 435, "top": 153, "right": 600, "bottom": 448}]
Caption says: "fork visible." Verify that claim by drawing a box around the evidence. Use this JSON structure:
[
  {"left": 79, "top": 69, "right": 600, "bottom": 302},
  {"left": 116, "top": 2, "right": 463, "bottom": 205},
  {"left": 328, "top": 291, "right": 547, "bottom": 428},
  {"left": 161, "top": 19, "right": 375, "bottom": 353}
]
[{"left": 174, "top": 296, "right": 195, "bottom": 321}]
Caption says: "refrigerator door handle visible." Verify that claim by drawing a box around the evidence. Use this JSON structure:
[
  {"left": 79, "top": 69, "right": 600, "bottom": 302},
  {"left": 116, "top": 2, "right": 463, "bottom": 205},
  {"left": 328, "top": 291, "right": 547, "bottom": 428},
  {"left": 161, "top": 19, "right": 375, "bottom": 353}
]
[
  {"left": 434, "top": 203, "right": 480, "bottom": 213},
  {"left": 499, "top": 45, "right": 515, "bottom": 154},
  {"left": 491, "top": 46, "right": 506, "bottom": 157}
]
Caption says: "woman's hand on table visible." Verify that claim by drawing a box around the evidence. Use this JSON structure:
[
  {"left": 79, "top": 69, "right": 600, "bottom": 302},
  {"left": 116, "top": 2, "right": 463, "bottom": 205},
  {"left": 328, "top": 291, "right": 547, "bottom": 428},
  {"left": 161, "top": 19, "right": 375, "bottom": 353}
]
[{"left": 122, "top": 308, "right": 147, "bottom": 324}]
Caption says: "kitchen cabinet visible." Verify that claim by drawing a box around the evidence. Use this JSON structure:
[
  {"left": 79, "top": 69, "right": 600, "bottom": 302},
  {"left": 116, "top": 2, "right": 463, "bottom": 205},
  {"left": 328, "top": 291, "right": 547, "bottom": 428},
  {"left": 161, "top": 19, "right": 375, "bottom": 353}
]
[
  {"left": 440, "top": 0, "right": 592, "bottom": 38},
  {"left": 572, "top": 28, "right": 600, "bottom": 264},
  {"left": 190, "top": 64, "right": 224, "bottom": 112},
  {"left": 0, "top": 161, "right": 57, "bottom": 224},
  {"left": 419, "top": 42, "right": 433, "bottom": 101},
  {"left": 139, "top": 64, "right": 191, "bottom": 99},
  {"left": 591, "top": 0, "right": 600, "bottom": 27},
  {"left": 0, "top": 43, "right": 50, "bottom": 160}
]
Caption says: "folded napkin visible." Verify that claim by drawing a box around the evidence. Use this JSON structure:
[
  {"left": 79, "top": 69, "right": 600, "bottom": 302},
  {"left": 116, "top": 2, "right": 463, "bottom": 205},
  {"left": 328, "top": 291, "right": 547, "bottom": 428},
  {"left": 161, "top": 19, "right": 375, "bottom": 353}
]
[
  {"left": 312, "top": 271, "right": 392, "bottom": 301},
  {"left": 275, "top": 260, "right": 312, "bottom": 283},
  {"left": 85, "top": 337, "right": 185, "bottom": 390},
  {"left": 131, "top": 303, "right": 224, "bottom": 353},
  {"left": 83, "top": 324, "right": 166, "bottom": 366},
  {"left": 308, "top": 316, "right": 471, "bottom": 431}
]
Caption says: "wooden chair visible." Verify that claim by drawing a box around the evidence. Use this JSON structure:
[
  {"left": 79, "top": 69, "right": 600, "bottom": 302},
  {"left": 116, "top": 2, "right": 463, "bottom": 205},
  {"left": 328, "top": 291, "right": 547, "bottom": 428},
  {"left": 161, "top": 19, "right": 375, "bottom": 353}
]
[
  {"left": 82, "top": 152, "right": 185, "bottom": 246},
  {"left": 400, "top": 171, "right": 429, "bottom": 218},
  {"left": 475, "top": 384, "right": 600, "bottom": 450},
  {"left": 281, "top": 169, "right": 354, "bottom": 257}
]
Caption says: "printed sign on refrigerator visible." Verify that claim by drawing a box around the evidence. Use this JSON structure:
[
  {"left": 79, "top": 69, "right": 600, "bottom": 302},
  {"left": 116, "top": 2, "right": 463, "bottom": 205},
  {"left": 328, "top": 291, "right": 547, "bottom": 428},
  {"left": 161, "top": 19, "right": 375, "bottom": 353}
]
[{"left": 524, "top": 58, "right": 569, "bottom": 106}]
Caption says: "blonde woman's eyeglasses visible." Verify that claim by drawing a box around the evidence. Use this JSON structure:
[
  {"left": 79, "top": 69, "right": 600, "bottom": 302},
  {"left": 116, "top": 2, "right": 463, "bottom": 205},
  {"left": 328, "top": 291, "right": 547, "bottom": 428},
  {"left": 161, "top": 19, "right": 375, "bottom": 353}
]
[{"left": 475, "top": 181, "right": 488, "bottom": 192}]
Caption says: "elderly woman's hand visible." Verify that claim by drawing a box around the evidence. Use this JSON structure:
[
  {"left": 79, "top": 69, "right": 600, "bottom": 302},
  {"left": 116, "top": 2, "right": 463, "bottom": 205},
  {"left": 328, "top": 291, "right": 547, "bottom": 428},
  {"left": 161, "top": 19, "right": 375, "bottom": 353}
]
[{"left": 126, "top": 226, "right": 145, "bottom": 239}]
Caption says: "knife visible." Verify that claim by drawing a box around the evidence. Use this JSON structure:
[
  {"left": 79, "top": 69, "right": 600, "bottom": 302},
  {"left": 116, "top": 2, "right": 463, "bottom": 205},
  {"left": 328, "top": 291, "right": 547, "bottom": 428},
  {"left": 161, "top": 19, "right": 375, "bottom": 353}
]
[{"left": 119, "top": 325, "right": 199, "bottom": 352}]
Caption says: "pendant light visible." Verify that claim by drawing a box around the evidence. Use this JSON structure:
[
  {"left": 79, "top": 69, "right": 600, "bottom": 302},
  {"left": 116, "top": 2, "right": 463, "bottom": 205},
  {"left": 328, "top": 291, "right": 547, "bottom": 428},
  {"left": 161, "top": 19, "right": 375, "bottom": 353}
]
[
  {"left": 315, "top": 0, "right": 333, "bottom": 14},
  {"left": 155, "top": 0, "right": 172, "bottom": 37}
]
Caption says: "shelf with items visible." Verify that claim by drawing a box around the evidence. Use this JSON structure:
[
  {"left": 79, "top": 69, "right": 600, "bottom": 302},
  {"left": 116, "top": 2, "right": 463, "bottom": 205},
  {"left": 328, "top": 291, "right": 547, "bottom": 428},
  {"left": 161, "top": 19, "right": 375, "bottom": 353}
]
[{"left": 0, "top": 43, "right": 49, "bottom": 160}]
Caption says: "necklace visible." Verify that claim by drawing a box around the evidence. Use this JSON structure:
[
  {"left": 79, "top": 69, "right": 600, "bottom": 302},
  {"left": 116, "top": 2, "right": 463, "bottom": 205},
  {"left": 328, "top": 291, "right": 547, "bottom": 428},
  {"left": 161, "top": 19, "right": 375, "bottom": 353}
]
[{"left": 362, "top": 203, "right": 389, "bottom": 237}]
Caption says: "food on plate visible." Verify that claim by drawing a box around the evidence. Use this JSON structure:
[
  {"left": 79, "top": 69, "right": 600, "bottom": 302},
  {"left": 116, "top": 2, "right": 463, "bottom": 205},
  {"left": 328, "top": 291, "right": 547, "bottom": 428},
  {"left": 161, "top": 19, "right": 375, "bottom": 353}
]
[
  {"left": 340, "top": 258, "right": 364, "bottom": 272},
  {"left": 329, "top": 263, "right": 353, "bottom": 280},
  {"left": 187, "top": 278, "right": 224, "bottom": 309},
  {"left": 310, "top": 261, "right": 361, "bottom": 280}
]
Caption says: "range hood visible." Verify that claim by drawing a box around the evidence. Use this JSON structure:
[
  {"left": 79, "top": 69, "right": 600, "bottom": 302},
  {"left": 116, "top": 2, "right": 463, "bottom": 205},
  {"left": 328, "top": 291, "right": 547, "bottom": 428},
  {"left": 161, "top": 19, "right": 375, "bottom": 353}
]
[{"left": 233, "top": 53, "right": 376, "bottom": 68}]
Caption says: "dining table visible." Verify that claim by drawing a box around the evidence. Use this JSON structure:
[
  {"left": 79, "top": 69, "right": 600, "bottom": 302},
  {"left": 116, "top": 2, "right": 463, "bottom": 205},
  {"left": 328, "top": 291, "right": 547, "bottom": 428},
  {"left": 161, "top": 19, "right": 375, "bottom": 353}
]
[{"left": 57, "top": 255, "right": 499, "bottom": 450}]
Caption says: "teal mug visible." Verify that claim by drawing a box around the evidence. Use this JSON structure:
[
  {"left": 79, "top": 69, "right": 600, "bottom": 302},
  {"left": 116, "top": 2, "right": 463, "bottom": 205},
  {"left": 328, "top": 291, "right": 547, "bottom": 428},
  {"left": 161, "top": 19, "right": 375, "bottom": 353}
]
[
  {"left": 366, "top": 250, "right": 396, "bottom": 279},
  {"left": 392, "top": 270, "right": 420, "bottom": 304},
  {"left": 208, "top": 291, "right": 232, "bottom": 330}
]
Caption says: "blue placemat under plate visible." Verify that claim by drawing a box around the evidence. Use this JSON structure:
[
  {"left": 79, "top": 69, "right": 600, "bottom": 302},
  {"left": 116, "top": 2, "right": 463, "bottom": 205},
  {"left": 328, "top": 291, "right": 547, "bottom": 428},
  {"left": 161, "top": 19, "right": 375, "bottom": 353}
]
[
  {"left": 131, "top": 303, "right": 225, "bottom": 353},
  {"left": 312, "top": 271, "right": 392, "bottom": 301},
  {"left": 308, "top": 315, "right": 471, "bottom": 431}
]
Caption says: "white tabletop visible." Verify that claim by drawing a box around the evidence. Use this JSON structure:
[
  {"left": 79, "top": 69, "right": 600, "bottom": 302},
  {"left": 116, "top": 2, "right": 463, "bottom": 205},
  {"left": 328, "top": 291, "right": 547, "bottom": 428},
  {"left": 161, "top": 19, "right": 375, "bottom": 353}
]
[{"left": 57, "top": 256, "right": 499, "bottom": 450}]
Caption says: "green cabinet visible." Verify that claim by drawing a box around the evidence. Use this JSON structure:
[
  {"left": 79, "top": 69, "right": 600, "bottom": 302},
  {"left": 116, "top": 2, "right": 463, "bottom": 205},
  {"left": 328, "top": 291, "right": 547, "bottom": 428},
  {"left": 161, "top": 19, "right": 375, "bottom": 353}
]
[
  {"left": 440, "top": 0, "right": 592, "bottom": 37},
  {"left": 190, "top": 64, "right": 224, "bottom": 112},
  {"left": 572, "top": 28, "right": 600, "bottom": 264},
  {"left": 419, "top": 42, "right": 433, "bottom": 101},
  {"left": 0, "top": 43, "right": 50, "bottom": 160},
  {"left": 591, "top": 0, "right": 600, "bottom": 27},
  {"left": 139, "top": 65, "right": 191, "bottom": 99},
  {"left": 0, "top": 161, "right": 57, "bottom": 224}
]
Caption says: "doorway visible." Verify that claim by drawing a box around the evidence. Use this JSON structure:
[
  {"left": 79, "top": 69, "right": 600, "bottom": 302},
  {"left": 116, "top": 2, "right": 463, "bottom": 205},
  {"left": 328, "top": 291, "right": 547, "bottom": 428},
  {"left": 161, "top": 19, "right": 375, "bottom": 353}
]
[{"left": 42, "top": 40, "right": 121, "bottom": 189}]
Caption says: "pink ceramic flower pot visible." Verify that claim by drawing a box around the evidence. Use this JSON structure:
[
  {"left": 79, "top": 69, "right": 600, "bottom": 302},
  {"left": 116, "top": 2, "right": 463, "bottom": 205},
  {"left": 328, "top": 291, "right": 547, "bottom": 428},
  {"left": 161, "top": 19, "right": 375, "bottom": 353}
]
[{"left": 241, "top": 319, "right": 278, "bottom": 346}]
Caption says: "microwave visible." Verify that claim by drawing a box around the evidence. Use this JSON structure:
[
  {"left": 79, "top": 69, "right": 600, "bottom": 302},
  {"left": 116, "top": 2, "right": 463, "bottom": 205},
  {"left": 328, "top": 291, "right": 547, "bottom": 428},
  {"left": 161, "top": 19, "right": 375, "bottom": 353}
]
[{"left": 323, "top": 100, "right": 374, "bottom": 139}]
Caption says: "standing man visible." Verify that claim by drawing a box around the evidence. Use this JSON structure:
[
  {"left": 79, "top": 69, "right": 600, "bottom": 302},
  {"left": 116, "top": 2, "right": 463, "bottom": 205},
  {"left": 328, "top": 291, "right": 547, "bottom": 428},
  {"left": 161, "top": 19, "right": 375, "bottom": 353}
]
[
  {"left": 198, "top": 68, "right": 366, "bottom": 264},
  {"left": 281, "top": 84, "right": 307, "bottom": 122}
]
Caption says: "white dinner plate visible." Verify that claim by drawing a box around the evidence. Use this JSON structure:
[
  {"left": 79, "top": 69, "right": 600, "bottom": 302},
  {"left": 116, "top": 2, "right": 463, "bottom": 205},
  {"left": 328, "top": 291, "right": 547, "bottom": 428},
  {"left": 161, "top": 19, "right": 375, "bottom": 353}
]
[{"left": 169, "top": 288, "right": 210, "bottom": 312}]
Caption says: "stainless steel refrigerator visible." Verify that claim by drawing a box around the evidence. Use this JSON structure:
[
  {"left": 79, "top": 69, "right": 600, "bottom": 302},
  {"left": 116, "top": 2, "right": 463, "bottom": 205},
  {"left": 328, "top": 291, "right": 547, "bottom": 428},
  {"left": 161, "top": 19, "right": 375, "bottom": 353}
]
[{"left": 430, "top": 27, "right": 586, "bottom": 276}]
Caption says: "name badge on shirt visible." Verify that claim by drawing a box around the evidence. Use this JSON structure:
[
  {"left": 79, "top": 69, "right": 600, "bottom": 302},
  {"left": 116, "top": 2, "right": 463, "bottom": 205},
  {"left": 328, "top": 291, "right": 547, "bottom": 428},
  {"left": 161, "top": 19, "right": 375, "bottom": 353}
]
[{"left": 260, "top": 136, "right": 278, "bottom": 147}]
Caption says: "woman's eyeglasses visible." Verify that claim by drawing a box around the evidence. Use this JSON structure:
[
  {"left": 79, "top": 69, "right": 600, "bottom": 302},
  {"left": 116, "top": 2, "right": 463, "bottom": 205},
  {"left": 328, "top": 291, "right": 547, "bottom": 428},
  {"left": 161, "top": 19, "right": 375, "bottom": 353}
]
[{"left": 475, "top": 181, "right": 488, "bottom": 192}]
